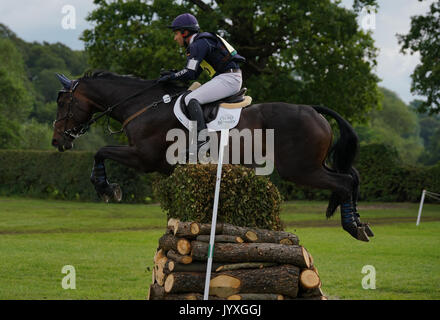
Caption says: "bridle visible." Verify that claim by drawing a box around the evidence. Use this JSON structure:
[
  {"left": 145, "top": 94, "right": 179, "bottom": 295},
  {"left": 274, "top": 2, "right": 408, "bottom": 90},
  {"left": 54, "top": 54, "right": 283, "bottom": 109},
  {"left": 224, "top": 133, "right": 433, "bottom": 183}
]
[
  {"left": 53, "top": 79, "right": 180, "bottom": 140},
  {"left": 53, "top": 81, "right": 87, "bottom": 140}
]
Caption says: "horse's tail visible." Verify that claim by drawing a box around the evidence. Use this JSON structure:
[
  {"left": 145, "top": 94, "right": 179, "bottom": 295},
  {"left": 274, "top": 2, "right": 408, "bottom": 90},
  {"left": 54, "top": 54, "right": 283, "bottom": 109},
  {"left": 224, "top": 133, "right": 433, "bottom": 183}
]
[{"left": 311, "top": 105, "right": 360, "bottom": 217}]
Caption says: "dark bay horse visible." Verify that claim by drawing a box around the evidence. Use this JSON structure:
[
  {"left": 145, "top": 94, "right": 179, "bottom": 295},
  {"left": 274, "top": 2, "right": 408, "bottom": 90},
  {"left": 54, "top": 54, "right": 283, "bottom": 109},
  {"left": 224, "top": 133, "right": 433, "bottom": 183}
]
[{"left": 52, "top": 71, "right": 373, "bottom": 242}]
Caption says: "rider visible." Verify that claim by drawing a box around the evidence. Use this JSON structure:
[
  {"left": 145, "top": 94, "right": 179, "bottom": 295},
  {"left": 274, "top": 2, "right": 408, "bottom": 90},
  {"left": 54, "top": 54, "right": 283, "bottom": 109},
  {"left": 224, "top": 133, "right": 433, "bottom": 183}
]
[{"left": 158, "top": 13, "right": 245, "bottom": 152}]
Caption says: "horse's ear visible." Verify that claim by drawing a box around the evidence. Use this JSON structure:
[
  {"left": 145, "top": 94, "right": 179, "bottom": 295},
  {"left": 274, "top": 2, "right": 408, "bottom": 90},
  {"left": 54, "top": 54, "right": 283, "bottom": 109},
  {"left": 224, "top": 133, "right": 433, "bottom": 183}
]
[{"left": 55, "top": 73, "right": 72, "bottom": 90}]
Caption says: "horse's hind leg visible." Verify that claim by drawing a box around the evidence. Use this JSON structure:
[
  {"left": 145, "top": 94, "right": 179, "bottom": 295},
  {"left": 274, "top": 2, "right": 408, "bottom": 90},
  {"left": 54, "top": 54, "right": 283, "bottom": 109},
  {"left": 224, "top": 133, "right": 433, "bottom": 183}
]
[
  {"left": 350, "top": 167, "right": 374, "bottom": 237},
  {"left": 280, "top": 167, "right": 370, "bottom": 242}
]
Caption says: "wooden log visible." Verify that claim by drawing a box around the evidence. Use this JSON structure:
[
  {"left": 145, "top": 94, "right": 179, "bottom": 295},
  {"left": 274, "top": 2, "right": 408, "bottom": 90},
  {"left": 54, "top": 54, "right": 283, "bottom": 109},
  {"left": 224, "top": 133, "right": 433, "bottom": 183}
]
[
  {"left": 168, "top": 219, "right": 199, "bottom": 238},
  {"left": 243, "top": 227, "right": 299, "bottom": 245},
  {"left": 189, "top": 222, "right": 252, "bottom": 240},
  {"left": 299, "top": 269, "right": 320, "bottom": 290},
  {"left": 153, "top": 248, "right": 171, "bottom": 286},
  {"left": 299, "top": 287, "right": 325, "bottom": 299},
  {"left": 196, "top": 235, "right": 244, "bottom": 243},
  {"left": 153, "top": 249, "right": 166, "bottom": 265},
  {"left": 148, "top": 283, "right": 165, "bottom": 300},
  {"left": 164, "top": 261, "right": 272, "bottom": 273},
  {"left": 227, "top": 293, "right": 284, "bottom": 300},
  {"left": 170, "top": 262, "right": 224, "bottom": 273},
  {"left": 222, "top": 224, "right": 257, "bottom": 242},
  {"left": 155, "top": 258, "right": 169, "bottom": 286},
  {"left": 189, "top": 222, "right": 222, "bottom": 235},
  {"left": 162, "top": 293, "right": 225, "bottom": 300},
  {"left": 305, "top": 248, "right": 314, "bottom": 267},
  {"left": 164, "top": 272, "right": 206, "bottom": 294},
  {"left": 164, "top": 264, "right": 300, "bottom": 298},
  {"left": 215, "top": 262, "right": 277, "bottom": 272},
  {"left": 189, "top": 222, "right": 299, "bottom": 244},
  {"left": 164, "top": 260, "right": 175, "bottom": 275},
  {"left": 191, "top": 241, "right": 310, "bottom": 268},
  {"left": 166, "top": 249, "right": 193, "bottom": 264},
  {"left": 167, "top": 218, "right": 179, "bottom": 232},
  {"left": 148, "top": 284, "right": 224, "bottom": 300},
  {"left": 158, "top": 234, "right": 191, "bottom": 255}
]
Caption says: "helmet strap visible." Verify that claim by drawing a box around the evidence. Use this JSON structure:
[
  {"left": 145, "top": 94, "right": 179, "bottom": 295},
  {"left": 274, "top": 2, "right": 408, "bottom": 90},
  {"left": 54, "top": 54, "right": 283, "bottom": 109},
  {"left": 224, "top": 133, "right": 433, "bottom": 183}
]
[{"left": 181, "top": 30, "right": 194, "bottom": 47}]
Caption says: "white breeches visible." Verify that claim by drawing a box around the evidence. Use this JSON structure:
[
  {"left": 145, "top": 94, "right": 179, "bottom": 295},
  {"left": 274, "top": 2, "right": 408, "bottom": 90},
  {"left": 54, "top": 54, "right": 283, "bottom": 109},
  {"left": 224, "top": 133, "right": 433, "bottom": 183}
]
[{"left": 184, "top": 71, "right": 243, "bottom": 105}]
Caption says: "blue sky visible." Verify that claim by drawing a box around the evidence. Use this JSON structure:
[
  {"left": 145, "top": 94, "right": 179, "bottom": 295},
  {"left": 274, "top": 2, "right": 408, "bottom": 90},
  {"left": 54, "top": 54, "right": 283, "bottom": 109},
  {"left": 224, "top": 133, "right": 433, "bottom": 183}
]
[{"left": 0, "top": 0, "right": 435, "bottom": 104}]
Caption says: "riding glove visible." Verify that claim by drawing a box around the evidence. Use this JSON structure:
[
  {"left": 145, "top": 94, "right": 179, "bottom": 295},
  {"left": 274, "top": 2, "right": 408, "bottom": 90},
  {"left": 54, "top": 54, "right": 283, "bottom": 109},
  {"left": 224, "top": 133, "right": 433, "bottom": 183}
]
[{"left": 158, "top": 74, "right": 173, "bottom": 83}]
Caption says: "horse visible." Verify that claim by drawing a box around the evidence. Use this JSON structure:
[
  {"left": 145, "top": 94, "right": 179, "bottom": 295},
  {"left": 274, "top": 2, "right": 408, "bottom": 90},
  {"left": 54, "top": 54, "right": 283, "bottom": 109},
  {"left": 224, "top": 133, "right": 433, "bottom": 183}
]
[{"left": 52, "top": 71, "right": 374, "bottom": 242}]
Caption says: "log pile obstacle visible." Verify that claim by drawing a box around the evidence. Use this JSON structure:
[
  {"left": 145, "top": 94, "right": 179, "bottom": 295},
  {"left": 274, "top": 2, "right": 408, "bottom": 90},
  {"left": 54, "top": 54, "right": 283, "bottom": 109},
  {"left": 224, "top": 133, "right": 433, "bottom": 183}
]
[{"left": 147, "top": 218, "right": 327, "bottom": 300}]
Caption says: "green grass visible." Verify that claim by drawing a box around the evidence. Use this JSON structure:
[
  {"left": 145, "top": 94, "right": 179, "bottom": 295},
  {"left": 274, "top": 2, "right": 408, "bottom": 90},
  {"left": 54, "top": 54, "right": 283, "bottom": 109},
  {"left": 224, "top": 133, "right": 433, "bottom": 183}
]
[{"left": 0, "top": 196, "right": 439, "bottom": 299}]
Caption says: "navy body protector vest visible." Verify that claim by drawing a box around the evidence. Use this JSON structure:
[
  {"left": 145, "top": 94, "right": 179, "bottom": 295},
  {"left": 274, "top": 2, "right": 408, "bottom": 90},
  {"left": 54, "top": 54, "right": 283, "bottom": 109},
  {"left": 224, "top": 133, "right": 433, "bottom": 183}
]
[{"left": 189, "top": 32, "right": 246, "bottom": 76}]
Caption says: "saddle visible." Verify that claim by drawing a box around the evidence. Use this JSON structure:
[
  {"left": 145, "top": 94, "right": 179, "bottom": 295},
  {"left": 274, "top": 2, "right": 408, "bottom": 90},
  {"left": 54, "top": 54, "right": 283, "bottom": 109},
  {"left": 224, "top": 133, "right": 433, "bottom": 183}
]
[{"left": 180, "top": 83, "right": 251, "bottom": 124}]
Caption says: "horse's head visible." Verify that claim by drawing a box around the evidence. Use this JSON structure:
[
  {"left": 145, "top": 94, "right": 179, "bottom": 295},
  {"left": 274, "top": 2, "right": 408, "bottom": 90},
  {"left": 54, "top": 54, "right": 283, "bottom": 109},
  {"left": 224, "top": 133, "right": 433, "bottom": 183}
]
[{"left": 52, "top": 74, "right": 93, "bottom": 152}]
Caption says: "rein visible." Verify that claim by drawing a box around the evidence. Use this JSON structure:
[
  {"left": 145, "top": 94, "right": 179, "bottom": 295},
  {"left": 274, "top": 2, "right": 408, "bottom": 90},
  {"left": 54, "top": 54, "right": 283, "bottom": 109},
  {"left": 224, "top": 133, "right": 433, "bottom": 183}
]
[{"left": 54, "top": 79, "right": 179, "bottom": 139}]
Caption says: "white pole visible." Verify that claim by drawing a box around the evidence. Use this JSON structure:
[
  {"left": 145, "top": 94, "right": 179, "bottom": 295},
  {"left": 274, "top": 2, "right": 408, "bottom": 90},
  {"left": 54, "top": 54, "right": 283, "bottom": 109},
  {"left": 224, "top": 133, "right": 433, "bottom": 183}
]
[
  {"left": 204, "top": 129, "right": 229, "bottom": 300},
  {"left": 416, "top": 189, "right": 426, "bottom": 226}
]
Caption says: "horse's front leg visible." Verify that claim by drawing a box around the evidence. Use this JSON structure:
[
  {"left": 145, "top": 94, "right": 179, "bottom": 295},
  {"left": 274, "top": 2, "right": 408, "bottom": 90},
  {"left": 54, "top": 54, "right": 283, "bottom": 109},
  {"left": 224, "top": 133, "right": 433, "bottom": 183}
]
[{"left": 90, "top": 145, "right": 144, "bottom": 202}]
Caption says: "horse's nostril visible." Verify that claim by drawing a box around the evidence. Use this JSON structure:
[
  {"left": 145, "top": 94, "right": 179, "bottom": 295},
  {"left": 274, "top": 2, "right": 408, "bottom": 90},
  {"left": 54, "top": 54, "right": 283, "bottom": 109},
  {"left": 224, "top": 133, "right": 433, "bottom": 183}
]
[{"left": 52, "top": 139, "right": 59, "bottom": 146}]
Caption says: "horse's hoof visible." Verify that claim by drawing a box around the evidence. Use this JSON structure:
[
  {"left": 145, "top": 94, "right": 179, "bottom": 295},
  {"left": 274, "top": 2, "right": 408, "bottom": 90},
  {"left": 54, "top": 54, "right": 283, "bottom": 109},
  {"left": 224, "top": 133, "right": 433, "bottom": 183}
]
[
  {"left": 110, "top": 183, "right": 122, "bottom": 202},
  {"left": 364, "top": 224, "right": 374, "bottom": 237},
  {"left": 356, "top": 227, "right": 370, "bottom": 242}
]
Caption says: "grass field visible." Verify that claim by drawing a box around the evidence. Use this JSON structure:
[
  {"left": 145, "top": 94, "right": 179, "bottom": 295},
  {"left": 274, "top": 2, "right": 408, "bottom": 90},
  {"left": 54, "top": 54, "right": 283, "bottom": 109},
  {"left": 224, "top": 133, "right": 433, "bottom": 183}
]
[{"left": 0, "top": 196, "right": 439, "bottom": 300}]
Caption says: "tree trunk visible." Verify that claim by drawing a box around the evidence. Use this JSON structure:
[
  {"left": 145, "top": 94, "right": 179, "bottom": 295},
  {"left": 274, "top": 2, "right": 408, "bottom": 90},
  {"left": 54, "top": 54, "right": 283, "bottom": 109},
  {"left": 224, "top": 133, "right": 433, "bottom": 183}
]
[{"left": 190, "top": 241, "right": 310, "bottom": 268}]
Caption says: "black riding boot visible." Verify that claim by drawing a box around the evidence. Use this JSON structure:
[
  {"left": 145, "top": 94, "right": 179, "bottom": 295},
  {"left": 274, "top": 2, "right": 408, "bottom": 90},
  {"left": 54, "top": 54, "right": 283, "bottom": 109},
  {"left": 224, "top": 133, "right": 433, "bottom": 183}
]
[{"left": 186, "top": 99, "right": 210, "bottom": 156}]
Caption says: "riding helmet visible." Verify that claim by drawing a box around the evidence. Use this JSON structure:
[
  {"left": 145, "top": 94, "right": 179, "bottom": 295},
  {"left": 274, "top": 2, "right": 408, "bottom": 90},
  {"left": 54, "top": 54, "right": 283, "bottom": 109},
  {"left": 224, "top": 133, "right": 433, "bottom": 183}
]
[{"left": 168, "top": 13, "right": 200, "bottom": 33}]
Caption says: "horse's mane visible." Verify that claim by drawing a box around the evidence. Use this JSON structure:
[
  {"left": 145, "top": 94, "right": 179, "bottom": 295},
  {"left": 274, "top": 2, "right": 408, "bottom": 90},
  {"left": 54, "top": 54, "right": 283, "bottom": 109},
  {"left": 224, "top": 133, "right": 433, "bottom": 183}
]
[
  {"left": 79, "top": 70, "right": 187, "bottom": 93},
  {"left": 80, "top": 70, "right": 151, "bottom": 83}
]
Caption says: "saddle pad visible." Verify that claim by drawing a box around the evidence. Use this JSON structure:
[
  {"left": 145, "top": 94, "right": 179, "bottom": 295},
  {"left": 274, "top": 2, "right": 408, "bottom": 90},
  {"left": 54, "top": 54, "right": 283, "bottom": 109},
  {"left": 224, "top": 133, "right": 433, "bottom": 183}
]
[{"left": 173, "top": 94, "right": 243, "bottom": 131}]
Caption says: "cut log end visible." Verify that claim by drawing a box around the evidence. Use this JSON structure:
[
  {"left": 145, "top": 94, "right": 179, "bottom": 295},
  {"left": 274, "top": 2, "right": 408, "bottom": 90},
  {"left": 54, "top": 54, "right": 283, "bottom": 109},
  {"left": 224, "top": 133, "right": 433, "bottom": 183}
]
[
  {"left": 280, "top": 238, "right": 294, "bottom": 245},
  {"left": 301, "top": 246, "right": 311, "bottom": 268},
  {"left": 210, "top": 274, "right": 241, "bottom": 298},
  {"left": 168, "top": 260, "right": 175, "bottom": 272},
  {"left": 168, "top": 218, "right": 179, "bottom": 234},
  {"left": 190, "top": 222, "right": 200, "bottom": 235},
  {"left": 300, "top": 269, "right": 320, "bottom": 290},
  {"left": 245, "top": 231, "right": 258, "bottom": 242},
  {"left": 164, "top": 274, "right": 174, "bottom": 293},
  {"left": 177, "top": 239, "right": 191, "bottom": 255}
]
